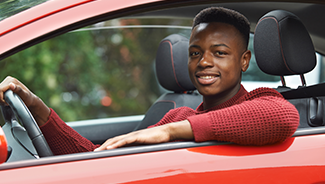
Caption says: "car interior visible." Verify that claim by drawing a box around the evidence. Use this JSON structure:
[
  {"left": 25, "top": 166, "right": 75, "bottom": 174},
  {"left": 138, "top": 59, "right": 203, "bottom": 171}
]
[
  {"left": 1, "top": 2, "right": 325, "bottom": 169},
  {"left": 253, "top": 9, "right": 324, "bottom": 129}
]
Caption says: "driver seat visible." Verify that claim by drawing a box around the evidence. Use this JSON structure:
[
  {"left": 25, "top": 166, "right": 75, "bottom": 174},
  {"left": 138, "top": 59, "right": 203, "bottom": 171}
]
[{"left": 134, "top": 34, "right": 202, "bottom": 130}]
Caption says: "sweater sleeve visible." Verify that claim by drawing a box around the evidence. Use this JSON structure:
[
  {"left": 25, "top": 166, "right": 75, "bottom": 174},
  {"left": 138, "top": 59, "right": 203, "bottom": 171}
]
[
  {"left": 187, "top": 96, "right": 299, "bottom": 145},
  {"left": 148, "top": 106, "right": 197, "bottom": 128},
  {"left": 40, "top": 109, "right": 99, "bottom": 155}
]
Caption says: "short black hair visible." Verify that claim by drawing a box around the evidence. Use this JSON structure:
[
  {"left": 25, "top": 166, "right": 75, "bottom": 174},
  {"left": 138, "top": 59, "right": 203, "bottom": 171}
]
[{"left": 192, "top": 7, "right": 250, "bottom": 49}]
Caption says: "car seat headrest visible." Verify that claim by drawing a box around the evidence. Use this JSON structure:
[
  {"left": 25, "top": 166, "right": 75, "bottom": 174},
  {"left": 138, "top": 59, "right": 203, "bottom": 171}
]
[
  {"left": 254, "top": 10, "right": 316, "bottom": 76},
  {"left": 155, "top": 34, "right": 196, "bottom": 92}
]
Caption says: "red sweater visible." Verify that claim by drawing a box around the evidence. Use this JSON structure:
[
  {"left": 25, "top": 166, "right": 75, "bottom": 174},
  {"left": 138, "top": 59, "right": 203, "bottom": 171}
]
[{"left": 40, "top": 86, "right": 299, "bottom": 155}]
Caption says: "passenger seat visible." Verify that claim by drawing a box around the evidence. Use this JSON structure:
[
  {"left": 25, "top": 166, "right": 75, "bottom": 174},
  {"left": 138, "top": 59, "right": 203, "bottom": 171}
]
[{"left": 253, "top": 10, "right": 324, "bottom": 128}]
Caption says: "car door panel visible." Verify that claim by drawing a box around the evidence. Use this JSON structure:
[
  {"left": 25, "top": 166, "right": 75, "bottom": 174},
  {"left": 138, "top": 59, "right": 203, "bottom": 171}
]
[
  {"left": 68, "top": 115, "right": 144, "bottom": 144},
  {"left": 0, "top": 134, "right": 324, "bottom": 184}
]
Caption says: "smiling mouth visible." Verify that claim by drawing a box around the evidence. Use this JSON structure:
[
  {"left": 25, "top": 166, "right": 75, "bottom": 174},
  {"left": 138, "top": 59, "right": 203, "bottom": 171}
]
[
  {"left": 196, "top": 75, "right": 219, "bottom": 85},
  {"left": 199, "top": 76, "right": 216, "bottom": 79}
]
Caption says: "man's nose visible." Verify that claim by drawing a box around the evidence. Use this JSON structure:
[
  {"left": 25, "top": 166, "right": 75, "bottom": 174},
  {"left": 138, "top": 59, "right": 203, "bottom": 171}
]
[{"left": 198, "top": 52, "right": 214, "bottom": 68}]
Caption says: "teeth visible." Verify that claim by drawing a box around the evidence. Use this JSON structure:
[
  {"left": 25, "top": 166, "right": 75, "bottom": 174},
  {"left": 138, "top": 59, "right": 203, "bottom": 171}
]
[{"left": 200, "top": 76, "right": 215, "bottom": 79}]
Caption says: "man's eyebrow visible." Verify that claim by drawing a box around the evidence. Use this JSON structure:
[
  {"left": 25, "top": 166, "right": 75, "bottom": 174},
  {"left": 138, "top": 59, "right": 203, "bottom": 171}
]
[
  {"left": 189, "top": 44, "right": 230, "bottom": 49},
  {"left": 189, "top": 45, "right": 200, "bottom": 49},
  {"left": 211, "top": 44, "right": 230, "bottom": 48}
]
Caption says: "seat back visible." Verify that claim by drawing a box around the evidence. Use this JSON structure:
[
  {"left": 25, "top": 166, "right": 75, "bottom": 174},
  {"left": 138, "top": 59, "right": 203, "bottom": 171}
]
[
  {"left": 254, "top": 10, "right": 316, "bottom": 78},
  {"left": 254, "top": 10, "right": 325, "bottom": 127},
  {"left": 254, "top": 10, "right": 316, "bottom": 92},
  {"left": 134, "top": 34, "right": 202, "bottom": 130}
]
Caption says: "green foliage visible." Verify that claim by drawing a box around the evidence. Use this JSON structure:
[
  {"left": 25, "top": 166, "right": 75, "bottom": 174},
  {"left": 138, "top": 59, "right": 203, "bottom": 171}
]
[{"left": 0, "top": 18, "right": 193, "bottom": 124}]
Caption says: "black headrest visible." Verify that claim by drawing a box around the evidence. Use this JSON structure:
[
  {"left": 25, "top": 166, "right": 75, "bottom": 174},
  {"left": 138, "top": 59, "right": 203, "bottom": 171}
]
[
  {"left": 254, "top": 10, "right": 316, "bottom": 76},
  {"left": 155, "top": 34, "right": 196, "bottom": 92}
]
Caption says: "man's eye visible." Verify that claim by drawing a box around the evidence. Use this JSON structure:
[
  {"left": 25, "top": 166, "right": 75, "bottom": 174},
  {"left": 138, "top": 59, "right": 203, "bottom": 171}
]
[
  {"left": 216, "top": 51, "right": 226, "bottom": 55},
  {"left": 190, "top": 52, "right": 200, "bottom": 56}
]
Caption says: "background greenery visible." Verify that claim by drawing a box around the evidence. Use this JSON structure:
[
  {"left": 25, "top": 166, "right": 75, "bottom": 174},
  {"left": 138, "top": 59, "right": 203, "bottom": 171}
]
[{"left": 0, "top": 18, "right": 193, "bottom": 124}]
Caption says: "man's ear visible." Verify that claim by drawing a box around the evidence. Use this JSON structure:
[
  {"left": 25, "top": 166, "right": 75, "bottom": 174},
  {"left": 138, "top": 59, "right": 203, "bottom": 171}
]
[{"left": 241, "top": 50, "right": 251, "bottom": 72}]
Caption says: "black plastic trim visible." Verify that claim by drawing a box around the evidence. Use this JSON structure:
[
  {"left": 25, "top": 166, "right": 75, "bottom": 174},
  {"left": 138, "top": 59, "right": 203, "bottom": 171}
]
[{"left": 292, "top": 127, "right": 325, "bottom": 137}]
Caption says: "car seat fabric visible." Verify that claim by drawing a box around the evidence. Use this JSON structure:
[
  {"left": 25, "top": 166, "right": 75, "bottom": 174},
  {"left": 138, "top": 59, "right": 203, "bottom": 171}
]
[
  {"left": 155, "top": 34, "right": 196, "bottom": 92},
  {"left": 254, "top": 10, "right": 325, "bottom": 128},
  {"left": 134, "top": 34, "right": 202, "bottom": 131},
  {"left": 254, "top": 10, "right": 316, "bottom": 76}
]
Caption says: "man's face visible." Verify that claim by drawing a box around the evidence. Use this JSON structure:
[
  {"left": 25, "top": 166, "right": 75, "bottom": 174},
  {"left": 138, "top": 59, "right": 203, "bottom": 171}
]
[{"left": 188, "top": 22, "right": 250, "bottom": 99}]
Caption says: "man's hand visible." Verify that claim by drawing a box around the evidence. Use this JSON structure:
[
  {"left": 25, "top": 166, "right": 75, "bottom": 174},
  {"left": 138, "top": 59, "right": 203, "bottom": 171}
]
[
  {"left": 94, "top": 120, "right": 194, "bottom": 151},
  {"left": 0, "top": 76, "right": 50, "bottom": 126}
]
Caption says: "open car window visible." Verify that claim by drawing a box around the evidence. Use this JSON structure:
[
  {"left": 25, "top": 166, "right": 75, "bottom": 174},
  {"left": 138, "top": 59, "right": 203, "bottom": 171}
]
[
  {"left": 0, "top": 16, "right": 323, "bottom": 125},
  {"left": 0, "top": 18, "right": 193, "bottom": 124}
]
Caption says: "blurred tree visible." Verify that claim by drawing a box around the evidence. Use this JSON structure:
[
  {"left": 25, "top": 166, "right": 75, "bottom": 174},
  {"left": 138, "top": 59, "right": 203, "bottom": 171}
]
[{"left": 0, "top": 18, "right": 193, "bottom": 125}]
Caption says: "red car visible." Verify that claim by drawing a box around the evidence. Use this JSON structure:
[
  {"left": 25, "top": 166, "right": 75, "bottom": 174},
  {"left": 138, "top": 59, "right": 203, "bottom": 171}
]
[{"left": 0, "top": 0, "right": 324, "bottom": 183}]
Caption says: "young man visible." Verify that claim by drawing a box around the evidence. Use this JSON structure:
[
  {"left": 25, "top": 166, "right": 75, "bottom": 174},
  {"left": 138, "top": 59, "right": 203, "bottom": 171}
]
[{"left": 0, "top": 7, "right": 299, "bottom": 155}]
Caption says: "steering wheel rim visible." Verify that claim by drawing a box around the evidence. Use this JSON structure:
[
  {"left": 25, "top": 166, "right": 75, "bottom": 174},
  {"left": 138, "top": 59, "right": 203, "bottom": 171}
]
[{"left": 3, "top": 90, "right": 53, "bottom": 157}]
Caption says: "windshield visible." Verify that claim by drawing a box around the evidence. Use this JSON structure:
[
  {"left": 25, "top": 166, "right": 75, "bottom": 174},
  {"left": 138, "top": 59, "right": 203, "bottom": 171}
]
[{"left": 0, "top": 0, "right": 49, "bottom": 21}]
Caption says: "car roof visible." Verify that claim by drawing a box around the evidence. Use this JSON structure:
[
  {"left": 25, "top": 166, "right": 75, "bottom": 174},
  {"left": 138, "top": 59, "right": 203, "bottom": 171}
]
[{"left": 0, "top": 0, "right": 325, "bottom": 58}]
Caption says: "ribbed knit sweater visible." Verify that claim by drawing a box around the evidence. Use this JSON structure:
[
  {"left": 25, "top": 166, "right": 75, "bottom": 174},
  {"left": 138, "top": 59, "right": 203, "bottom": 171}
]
[{"left": 40, "top": 85, "right": 299, "bottom": 155}]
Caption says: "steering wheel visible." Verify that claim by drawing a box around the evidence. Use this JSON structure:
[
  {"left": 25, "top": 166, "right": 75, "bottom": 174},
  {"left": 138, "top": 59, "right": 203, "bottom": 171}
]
[{"left": 1, "top": 90, "right": 53, "bottom": 157}]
